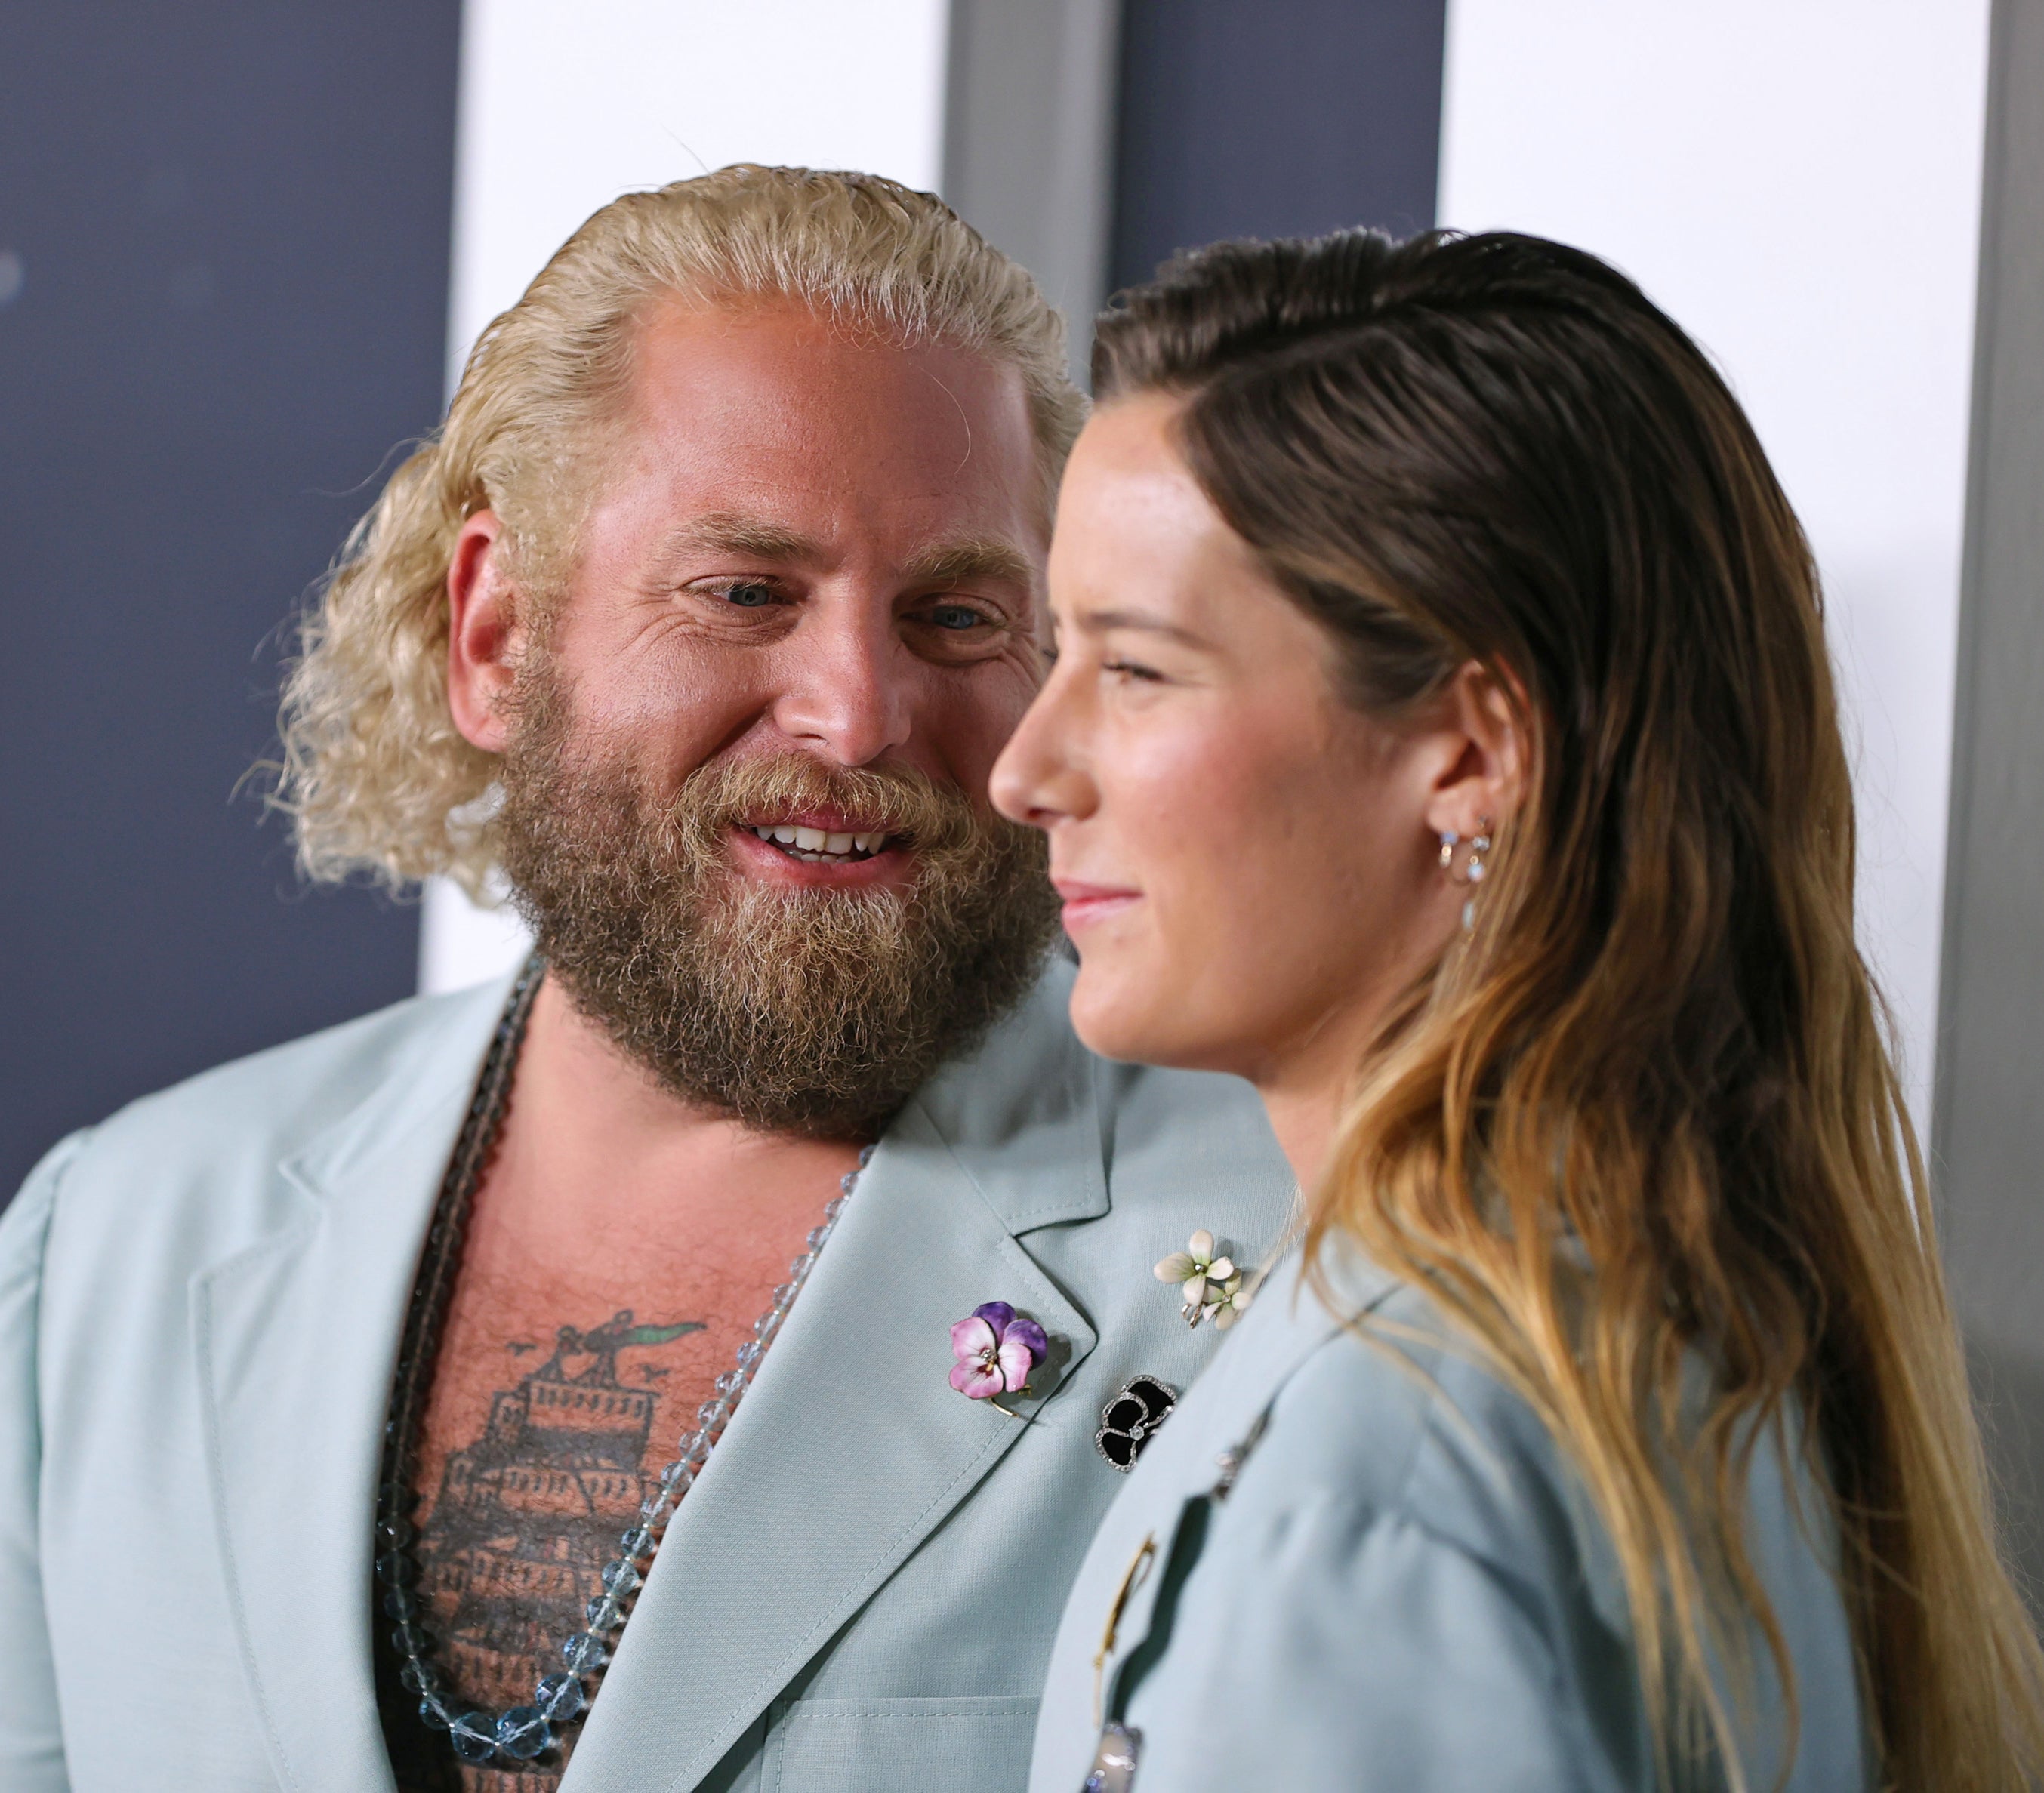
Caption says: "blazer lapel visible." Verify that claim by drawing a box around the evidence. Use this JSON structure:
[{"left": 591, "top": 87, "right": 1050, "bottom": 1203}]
[
  {"left": 566, "top": 975, "right": 1105, "bottom": 1793},
  {"left": 191, "top": 980, "right": 511, "bottom": 1793}
]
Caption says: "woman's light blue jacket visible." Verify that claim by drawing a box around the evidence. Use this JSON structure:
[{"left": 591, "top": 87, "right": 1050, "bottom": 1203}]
[{"left": 1029, "top": 1248, "right": 1870, "bottom": 1792}]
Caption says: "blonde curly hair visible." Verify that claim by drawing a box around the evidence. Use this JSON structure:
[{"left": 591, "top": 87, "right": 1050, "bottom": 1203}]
[{"left": 273, "top": 165, "right": 1085, "bottom": 898}]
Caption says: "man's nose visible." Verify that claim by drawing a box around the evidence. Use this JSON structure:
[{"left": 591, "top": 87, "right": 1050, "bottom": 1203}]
[{"left": 766, "top": 602, "right": 914, "bottom": 766}]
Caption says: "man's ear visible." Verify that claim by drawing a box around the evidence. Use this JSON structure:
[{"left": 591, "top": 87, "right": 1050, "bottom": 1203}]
[
  {"left": 446, "top": 510, "right": 523, "bottom": 753},
  {"left": 1423, "top": 660, "right": 1528, "bottom": 842}
]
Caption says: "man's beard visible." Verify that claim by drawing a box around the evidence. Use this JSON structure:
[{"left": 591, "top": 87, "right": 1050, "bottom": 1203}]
[{"left": 495, "top": 662, "right": 1061, "bottom": 1140}]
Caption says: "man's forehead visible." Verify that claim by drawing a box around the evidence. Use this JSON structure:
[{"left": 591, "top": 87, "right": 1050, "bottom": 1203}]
[
  {"left": 595, "top": 297, "right": 1049, "bottom": 584},
  {"left": 629, "top": 291, "right": 1021, "bottom": 414}
]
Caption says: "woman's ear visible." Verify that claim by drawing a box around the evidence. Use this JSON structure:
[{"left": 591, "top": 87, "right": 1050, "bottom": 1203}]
[
  {"left": 1423, "top": 660, "right": 1528, "bottom": 840},
  {"left": 445, "top": 510, "right": 523, "bottom": 753}
]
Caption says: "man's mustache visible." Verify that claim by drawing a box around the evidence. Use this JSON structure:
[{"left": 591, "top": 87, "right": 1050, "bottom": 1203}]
[{"left": 667, "top": 753, "right": 989, "bottom": 861}]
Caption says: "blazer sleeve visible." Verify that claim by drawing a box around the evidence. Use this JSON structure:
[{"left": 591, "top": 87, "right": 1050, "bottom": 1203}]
[
  {"left": 1122, "top": 1499, "right": 1632, "bottom": 1793},
  {"left": 0, "top": 1132, "right": 89, "bottom": 1793}
]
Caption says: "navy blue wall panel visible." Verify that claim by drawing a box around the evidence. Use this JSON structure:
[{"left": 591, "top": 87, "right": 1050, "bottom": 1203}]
[
  {"left": 0, "top": 5, "right": 461, "bottom": 1196},
  {"left": 1111, "top": 0, "right": 1448, "bottom": 293}
]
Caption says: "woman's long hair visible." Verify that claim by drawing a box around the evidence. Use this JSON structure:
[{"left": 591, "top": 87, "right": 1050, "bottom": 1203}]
[{"left": 1095, "top": 230, "right": 2044, "bottom": 1788}]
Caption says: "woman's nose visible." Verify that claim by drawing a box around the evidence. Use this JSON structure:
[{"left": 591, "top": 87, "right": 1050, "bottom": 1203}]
[{"left": 991, "top": 670, "right": 1096, "bottom": 828}]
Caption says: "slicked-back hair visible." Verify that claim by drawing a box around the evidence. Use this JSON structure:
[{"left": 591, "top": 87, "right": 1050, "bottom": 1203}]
[{"left": 275, "top": 165, "right": 1084, "bottom": 896}]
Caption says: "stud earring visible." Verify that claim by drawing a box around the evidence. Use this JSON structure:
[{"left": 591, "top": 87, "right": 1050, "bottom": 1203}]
[{"left": 1438, "top": 829, "right": 1460, "bottom": 872}]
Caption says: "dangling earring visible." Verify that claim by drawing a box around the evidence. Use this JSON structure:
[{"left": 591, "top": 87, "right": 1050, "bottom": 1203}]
[
  {"left": 1438, "top": 819, "right": 1493, "bottom": 886},
  {"left": 1464, "top": 825, "right": 1491, "bottom": 886},
  {"left": 1441, "top": 818, "right": 1494, "bottom": 931}
]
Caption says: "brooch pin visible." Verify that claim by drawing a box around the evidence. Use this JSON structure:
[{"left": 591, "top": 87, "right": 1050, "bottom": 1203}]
[
  {"left": 1153, "top": 1230, "right": 1257, "bottom": 1329},
  {"left": 950, "top": 1302, "right": 1048, "bottom": 1419},
  {"left": 1094, "top": 1374, "right": 1176, "bottom": 1472}
]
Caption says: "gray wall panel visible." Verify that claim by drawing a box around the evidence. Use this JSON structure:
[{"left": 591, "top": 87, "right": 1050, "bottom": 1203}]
[
  {"left": 945, "top": 0, "right": 1122, "bottom": 388},
  {"left": 1937, "top": 0, "right": 2044, "bottom": 1605}
]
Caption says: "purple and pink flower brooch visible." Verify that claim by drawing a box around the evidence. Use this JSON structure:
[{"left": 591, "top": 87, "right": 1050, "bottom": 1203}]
[{"left": 949, "top": 1301, "right": 1048, "bottom": 1416}]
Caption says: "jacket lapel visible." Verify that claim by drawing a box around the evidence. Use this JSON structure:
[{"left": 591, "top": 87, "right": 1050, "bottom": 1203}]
[
  {"left": 191, "top": 979, "right": 512, "bottom": 1793},
  {"left": 566, "top": 974, "right": 1105, "bottom": 1792}
]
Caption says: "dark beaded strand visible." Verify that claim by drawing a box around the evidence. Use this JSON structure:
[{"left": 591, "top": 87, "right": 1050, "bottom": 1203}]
[
  {"left": 370, "top": 957, "right": 865, "bottom": 1767},
  {"left": 375, "top": 956, "right": 544, "bottom": 1760}
]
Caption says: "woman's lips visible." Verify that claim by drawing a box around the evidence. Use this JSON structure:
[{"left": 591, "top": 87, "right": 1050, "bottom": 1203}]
[{"left": 1053, "top": 879, "right": 1142, "bottom": 930}]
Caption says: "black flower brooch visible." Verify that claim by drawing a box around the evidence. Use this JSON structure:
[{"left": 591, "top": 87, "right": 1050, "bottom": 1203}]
[{"left": 1094, "top": 1374, "right": 1177, "bottom": 1473}]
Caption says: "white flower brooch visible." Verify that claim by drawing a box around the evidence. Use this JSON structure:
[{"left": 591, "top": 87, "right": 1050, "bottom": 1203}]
[{"left": 1153, "top": 1230, "right": 1258, "bottom": 1330}]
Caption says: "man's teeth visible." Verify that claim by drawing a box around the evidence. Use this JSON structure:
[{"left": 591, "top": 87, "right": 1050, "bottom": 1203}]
[{"left": 749, "top": 825, "right": 889, "bottom": 861}]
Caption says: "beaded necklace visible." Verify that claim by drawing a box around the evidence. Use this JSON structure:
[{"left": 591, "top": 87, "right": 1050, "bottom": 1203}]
[{"left": 372, "top": 957, "right": 865, "bottom": 1770}]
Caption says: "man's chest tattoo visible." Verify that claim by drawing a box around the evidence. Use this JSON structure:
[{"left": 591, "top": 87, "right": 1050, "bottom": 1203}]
[{"left": 408, "top": 1308, "right": 708, "bottom": 1790}]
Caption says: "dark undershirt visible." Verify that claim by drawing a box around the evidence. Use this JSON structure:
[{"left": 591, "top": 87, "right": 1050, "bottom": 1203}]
[{"left": 379, "top": 1614, "right": 464, "bottom": 1793}]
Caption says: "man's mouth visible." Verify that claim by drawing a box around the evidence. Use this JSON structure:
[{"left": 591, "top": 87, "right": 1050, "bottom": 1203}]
[{"left": 746, "top": 824, "right": 894, "bottom": 865}]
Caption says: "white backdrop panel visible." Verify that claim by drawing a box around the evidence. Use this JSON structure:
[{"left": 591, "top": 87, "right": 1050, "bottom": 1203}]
[
  {"left": 1438, "top": 0, "right": 1992, "bottom": 1128},
  {"left": 421, "top": 0, "right": 949, "bottom": 994}
]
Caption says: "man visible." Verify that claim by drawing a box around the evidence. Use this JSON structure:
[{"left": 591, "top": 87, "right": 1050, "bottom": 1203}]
[{"left": 0, "top": 168, "right": 1292, "bottom": 1791}]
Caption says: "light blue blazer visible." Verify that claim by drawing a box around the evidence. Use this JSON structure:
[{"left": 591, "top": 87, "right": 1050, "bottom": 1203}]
[
  {"left": 0, "top": 963, "right": 1296, "bottom": 1791},
  {"left": 1030, "top": 1248, "right": 1870, "bottom": 1792}
]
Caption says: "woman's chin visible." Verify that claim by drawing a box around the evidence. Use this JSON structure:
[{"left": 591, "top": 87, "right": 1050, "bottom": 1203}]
[{"left": 1067, "top": 969, "right": 1205, "bottom": 1071}]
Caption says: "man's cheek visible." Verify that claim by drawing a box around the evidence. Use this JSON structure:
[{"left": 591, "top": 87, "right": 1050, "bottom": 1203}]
[{"left": 954, "top": 672, "right": 1044, "bottom": 782}]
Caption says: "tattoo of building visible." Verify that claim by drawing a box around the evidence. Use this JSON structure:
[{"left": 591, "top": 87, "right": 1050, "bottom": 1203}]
[{"left": 416, "top": 1313, "right": 703, "bottom": 1787}]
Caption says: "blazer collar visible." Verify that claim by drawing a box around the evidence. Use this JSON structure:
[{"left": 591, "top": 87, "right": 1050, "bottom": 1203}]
[
  {"left": 566, "top": 966, "right": 1104, "bottom": 1791},
  {"left": 189, "top": 961, "right": 1097, "bottom": 1793},
  {"left": 191, "top": 974, "right": 517, "bottom": 1793},
  {"left": 906, "top": 957, "right": 1108, "bottom": 1235}
]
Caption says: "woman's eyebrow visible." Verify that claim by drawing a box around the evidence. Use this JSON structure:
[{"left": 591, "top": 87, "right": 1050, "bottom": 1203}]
[{"left": 1072, "top": 605, "right": 1211, "bottom": 648}]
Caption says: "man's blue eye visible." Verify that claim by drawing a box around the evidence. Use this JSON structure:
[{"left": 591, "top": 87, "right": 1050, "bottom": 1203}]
[
  {"left": 726, "top": 583, "right": 775, "bottom": 608},
  {"left": 927, "top": 605, "right": 984, "bottom": 630}
]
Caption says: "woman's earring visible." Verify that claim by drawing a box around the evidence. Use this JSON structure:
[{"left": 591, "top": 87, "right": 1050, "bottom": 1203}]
[
  {"left": 1439, "top": 819, "right": 1493, "bottom": 886},
  {"left": 1465, "top": 826, "right": 1491, "bottom": 885}
]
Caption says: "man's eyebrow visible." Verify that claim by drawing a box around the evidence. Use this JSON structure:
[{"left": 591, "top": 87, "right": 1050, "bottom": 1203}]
[
  {"left": 900, "top": 537, "right": 1037, "bottom": 591},
  {"left": 1070, "top": 605, "right": 1211, "bottom": 648},
  {"left": 660, "top": 512, "right": 825, "bottom": 566}
]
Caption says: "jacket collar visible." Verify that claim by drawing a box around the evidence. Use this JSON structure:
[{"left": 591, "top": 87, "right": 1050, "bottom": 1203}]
[
  {"left": 191, "top": 964, "right": 1101, "bottom": 1793},
  {"left": 565, "top": 965, "right": 1104, "bottom": 1791},
  {"left": 903, "top": 955, "right": 1108, "bottom": 1236},
  {"left": 191, "top": 973, "right": 517, "bottom": 1793}
]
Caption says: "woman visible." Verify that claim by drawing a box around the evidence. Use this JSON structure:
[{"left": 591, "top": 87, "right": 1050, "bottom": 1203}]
[{"left": 992, "top": 230, "right": 2044, "bottom": 1791}]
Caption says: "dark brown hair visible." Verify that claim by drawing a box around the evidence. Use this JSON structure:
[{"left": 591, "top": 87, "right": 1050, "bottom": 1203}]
[{"left": 1097, "top": 230, "right": 2044, "bottom": 1788}]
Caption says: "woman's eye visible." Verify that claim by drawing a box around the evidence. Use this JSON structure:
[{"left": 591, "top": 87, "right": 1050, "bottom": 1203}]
[{"left": 1104, "top": 658, "right": 1164, "bottom": 683}]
